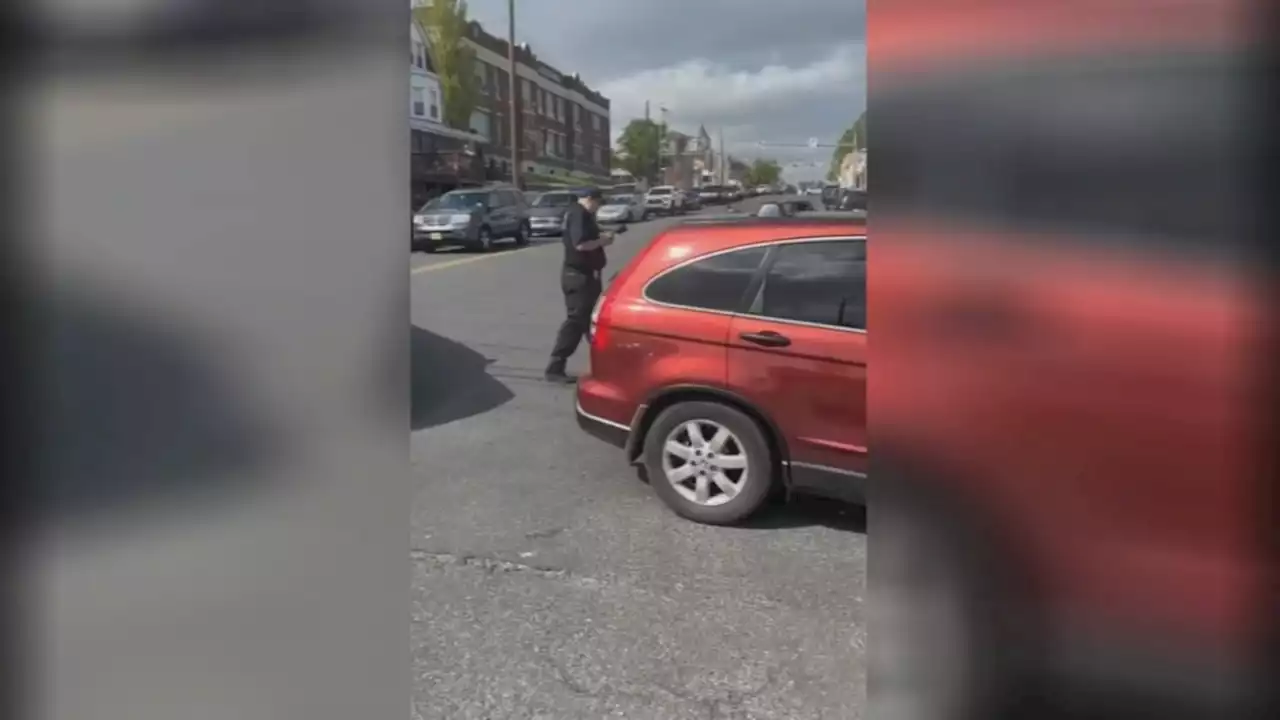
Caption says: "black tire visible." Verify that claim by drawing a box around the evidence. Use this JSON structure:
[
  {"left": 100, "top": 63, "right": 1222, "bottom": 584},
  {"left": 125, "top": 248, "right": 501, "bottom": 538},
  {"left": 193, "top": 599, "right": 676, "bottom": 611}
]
[
  {"left": 422, "top": 240, "right": 437, "bottom": 254},
  {"left": 513, "top": 222, "right": 529, "bottom": 246},
  {"left": 642, "top": 210, "right": 652, "bottom": 221},
  {"left": 643, "top": 401, "right": 774, "bottom": 525}
]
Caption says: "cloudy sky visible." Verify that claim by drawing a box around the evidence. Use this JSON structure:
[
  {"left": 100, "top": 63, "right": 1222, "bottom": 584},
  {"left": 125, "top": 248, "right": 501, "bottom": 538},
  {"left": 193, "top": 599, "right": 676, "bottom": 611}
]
[{"left": 463, "top": 0, "right": 865, "bottom": 182}]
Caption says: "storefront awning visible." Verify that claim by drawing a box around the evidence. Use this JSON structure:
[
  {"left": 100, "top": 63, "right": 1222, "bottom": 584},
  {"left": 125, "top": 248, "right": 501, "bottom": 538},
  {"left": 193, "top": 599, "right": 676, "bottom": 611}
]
[{"left": 410, "top": 118, "right": 488, "bottom": 144}]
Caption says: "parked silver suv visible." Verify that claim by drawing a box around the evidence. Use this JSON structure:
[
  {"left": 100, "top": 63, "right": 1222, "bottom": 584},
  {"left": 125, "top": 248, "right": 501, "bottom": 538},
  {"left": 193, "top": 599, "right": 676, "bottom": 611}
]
[{"left": 412, "top": 184, "right": 530, "bottom": 253}]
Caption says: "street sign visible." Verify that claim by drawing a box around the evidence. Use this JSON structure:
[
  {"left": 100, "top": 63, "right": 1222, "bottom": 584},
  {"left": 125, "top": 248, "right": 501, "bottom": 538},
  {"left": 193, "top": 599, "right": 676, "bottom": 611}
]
[{"left": 807, "top": 137, "right": 819, "bottom": 149}]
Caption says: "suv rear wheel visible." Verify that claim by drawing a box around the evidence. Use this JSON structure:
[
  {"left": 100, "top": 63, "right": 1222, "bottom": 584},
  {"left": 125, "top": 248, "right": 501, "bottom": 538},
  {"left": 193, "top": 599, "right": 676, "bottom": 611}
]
[{"left": 643, "top": 401, "right": 773, "bottom": 525}]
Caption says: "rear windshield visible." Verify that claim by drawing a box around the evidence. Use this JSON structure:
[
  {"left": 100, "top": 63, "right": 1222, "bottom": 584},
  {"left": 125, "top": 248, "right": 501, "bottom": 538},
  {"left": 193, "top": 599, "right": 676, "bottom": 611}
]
[{"left": 648, "top": 187, "right": 673, "bottom": 195}]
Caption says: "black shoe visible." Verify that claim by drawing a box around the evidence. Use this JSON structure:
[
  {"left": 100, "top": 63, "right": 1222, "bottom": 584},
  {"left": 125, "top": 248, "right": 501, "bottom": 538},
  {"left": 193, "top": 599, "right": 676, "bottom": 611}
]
[{"left": 543, "top": 370, "right": 577, "bottom": 385}]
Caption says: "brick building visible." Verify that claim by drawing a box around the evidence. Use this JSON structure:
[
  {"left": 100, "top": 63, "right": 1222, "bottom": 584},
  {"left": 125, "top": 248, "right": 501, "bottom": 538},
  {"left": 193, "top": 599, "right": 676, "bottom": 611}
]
[{"left": 460, "top": 21, "right": 612, "bottom": 186}]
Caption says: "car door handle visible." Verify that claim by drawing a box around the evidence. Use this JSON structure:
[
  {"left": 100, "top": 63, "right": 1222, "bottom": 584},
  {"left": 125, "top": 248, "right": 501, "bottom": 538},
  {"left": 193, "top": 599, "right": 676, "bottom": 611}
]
[{"left": 739, "top": 331, "right": 791, "bottom": 348}]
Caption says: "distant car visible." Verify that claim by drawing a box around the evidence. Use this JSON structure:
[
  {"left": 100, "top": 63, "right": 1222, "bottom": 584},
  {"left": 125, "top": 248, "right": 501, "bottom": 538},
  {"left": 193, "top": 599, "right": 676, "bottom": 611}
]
[
  {"left": 837, "top": 189, "right": 868, "bottom": 212},
  {"left": 412, "top": 184, "right": 529, "bottom": 253},
  {"left": 805, "top": 186, "right": 823, "bottom": 196},
  {"left": 754, "top": 184, "right": 772, "bottom": 196},
  {"left": 597, "top": 193, "right": 647, "bottom": 224},
  {"left": 644, "top": 185, "right": 683, "bottom": 215},
  {"left": 698, "top": 185, "right": 726, "bottom": 205},
  {"left": 526, "top": 191, "right": 579, "bottom": 237},
  {"left": 680, "top": 189, "right": 703, "bottom": 211},
  {"left": 820, "top": 185, "right": 843, "bottom": 209}
]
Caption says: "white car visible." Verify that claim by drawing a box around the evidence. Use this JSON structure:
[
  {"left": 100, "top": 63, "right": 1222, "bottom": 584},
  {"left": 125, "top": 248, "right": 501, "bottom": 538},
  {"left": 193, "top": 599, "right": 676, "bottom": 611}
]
[
  {"left": 597, "top": 193, "right": 647, "bottom": 223},
  {"left": 643, "top": 185, "right": 684, "bottom": 215}
]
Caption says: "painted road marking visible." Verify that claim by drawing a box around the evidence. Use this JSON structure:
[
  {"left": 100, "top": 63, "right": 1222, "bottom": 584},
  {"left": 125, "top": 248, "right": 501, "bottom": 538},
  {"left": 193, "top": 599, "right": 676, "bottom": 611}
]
[{"left": 411, "top": 244, "right": 548, "bottom": 274}]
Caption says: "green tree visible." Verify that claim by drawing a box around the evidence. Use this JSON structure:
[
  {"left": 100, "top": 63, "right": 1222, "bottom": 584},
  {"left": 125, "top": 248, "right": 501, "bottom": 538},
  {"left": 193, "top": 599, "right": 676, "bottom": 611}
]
[
  {"left": 744, "top": 158, "right": 782, "bottom": 187},
  {"left": 827, "top": 110, "right": 866, "bottom": 182},
  {"left": 615, "top": 119, "right": 663, "bottom": 182},
  {"left": 414, "top": 0, "right": 481, "bottom": 131}
]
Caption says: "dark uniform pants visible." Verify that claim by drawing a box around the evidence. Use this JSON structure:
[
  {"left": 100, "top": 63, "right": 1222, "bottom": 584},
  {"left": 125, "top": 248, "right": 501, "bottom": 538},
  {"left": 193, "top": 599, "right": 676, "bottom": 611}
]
[{"left": 548, "top": 267, "right": 602, "bottom": 370}]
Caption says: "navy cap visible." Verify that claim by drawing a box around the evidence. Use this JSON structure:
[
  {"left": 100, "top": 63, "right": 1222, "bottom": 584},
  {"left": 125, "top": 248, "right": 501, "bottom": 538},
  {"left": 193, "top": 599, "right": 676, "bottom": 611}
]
[{"left": 579, "top": 187, "right": 604, "bottom": 200}]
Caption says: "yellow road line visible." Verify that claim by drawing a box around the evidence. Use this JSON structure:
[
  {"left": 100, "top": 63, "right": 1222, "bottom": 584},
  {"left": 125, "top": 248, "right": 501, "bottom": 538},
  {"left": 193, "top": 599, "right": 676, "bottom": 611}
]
[{"left": 411, "top": 244, "right": 547, "bottom": 274}]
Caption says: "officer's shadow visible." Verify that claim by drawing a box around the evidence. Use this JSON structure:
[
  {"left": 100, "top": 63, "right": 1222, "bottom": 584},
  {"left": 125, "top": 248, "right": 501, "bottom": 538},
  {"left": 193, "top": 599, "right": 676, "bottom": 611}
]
[{"left": 410, "top": 325, "right": 514, "bottom": 431}]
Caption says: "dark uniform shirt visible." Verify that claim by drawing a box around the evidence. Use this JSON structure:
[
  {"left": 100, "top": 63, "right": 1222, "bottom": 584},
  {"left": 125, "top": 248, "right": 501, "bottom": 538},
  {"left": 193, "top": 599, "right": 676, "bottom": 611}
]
[{"left": 561, "top": 202, "right": 606, "bottom": 273}]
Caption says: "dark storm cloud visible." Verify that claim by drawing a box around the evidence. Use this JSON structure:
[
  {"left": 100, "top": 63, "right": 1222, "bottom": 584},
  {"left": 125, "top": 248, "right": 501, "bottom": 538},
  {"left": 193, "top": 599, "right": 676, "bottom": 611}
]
[
  {"left": 462, "top": 0, "right": 865, "bottom": 181},
  {"left": 466, "top": 0, "right": 864, "bottom": 84}
]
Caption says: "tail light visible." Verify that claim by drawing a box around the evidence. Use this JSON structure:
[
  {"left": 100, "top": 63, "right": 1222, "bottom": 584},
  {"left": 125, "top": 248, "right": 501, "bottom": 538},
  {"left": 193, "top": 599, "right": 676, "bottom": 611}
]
[{"left": 590, "top": 235, "right": 662, "bottom": 352}]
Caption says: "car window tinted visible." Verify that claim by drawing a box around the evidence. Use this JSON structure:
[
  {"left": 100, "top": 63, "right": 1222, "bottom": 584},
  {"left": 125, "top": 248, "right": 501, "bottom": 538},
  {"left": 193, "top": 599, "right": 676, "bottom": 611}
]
[
  {"left": 755, "top": 240, "right": 865, "bottom": 329},
  {"left": 646, "top": 246, "right": 769, "bottom": 313}
]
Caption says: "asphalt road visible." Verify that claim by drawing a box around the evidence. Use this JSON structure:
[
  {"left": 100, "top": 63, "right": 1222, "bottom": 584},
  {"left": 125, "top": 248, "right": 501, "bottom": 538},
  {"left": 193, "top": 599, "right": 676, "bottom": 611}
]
[{"left": 411, "top": 197, "right": 867, "bottom": 720}]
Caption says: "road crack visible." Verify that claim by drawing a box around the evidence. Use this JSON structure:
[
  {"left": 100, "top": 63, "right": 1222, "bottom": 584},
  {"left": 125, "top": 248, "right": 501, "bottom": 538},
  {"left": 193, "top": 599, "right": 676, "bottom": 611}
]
[{"left": 410, "top": 548, "right": 570, "bottom": 579}]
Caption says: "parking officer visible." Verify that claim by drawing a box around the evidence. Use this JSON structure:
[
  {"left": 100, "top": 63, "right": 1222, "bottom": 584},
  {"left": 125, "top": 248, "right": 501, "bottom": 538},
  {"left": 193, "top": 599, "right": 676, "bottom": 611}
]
[{"left": 545, "top": 187, "right": 615, "bottom": 384}]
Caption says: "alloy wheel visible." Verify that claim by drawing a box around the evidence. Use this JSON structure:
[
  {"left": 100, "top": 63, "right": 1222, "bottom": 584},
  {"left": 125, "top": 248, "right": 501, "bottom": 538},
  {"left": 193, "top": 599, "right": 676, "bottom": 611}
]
[{"left": 660, "top": 420, "right": 749, "bottom": 506}]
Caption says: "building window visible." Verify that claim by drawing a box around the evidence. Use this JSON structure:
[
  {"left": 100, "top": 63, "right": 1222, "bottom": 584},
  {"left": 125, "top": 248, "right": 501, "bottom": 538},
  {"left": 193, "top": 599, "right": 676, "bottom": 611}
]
[
  {"left": 429, "top": 89, "right": 439, "bottom": 120},
  {"left": 574, "top": 105, "right": 582, "bottom": 128},
  {"left": 475, "top": 64, "right": 488, "bottom": 94},
  {"left": 593, "top": 113, "right": 603, "bottom": 132},
  {"left": 522, "top": 79, "right": 532, "bottom": 101},
  {"left": 471, "top": 109, "right": 491, "bottom": 140},
  {"left": 411, "top": 88, "right": 425, "bottom": 117},
  {"left": 543, "top": 129, "right": 552, "bottom": 157},
  {"left": 553, "top": 133, "right": 563, "bottom": 157}
]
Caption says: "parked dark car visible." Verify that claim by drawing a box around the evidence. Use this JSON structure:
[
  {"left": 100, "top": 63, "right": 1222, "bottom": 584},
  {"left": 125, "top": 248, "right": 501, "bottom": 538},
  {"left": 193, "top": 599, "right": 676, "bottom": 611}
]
[
  {"left": 412, "top": 184, "right": 529, "bottom": 253},
  {"left": 698, "top": 185, "right": 726, "bottom": 205},
  {"left": 837, "top": 189, "right": 867, "bottom": 212},
  {"left": 526, "top": 191, "right": 579, "bottom": 237},
  {"left": 820, "top": 185, "right": 842, "bottom": 209}
]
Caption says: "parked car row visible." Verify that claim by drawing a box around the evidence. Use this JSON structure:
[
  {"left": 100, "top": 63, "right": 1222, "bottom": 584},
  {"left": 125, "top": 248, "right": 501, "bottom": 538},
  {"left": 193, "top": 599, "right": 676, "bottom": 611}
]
[{"left": 412, "top": 185, "right": 668, "bottom": 253}]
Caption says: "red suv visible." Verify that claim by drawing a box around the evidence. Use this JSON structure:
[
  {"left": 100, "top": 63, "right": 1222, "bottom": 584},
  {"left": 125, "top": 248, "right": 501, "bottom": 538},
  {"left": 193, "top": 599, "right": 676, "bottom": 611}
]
[{"left": 575, "top": 217, "right": 866, "bottom": 525}]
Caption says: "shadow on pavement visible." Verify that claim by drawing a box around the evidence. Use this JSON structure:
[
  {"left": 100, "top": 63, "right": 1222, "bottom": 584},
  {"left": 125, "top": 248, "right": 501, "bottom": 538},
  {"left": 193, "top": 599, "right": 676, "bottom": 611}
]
[
  {"left": 39, "top": 281, "right": 281, "bottom": 530},
  {"left": 636, "top": 465, "right": 866, "bottom": 533},
  {"left": 411, "top": 325, "right": 514, "bottom": 431},
  {"left": 742, "top": 495, "right": 867, "bottom": 533}
]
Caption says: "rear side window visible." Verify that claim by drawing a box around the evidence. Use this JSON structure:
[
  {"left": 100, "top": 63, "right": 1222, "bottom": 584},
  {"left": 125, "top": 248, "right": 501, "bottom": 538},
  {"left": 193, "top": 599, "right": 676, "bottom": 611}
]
[
  {"left": 753, "top": 240, "right": 865, "bottom": 329},
  {"left": 645, "top": 246, "right": 769, "bottom": 312}
]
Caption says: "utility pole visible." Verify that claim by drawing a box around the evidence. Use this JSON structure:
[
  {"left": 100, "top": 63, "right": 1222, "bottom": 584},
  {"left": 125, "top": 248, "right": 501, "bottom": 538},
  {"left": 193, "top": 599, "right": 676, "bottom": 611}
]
[
  {"left": 718, "top": 127, "right": 726, "bottom": 185},
  {"left": 507, "top": 0, "right": 520, "bottom": 188},
  {"left": 658, "top": 106, "right": 669, "bottom": 185}
]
